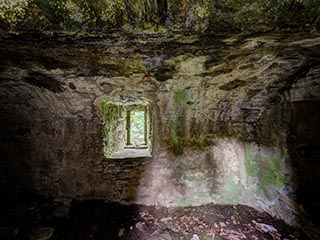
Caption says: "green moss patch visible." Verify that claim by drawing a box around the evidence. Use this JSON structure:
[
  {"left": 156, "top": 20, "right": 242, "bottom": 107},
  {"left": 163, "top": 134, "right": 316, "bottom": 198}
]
[
  {"left": 257, "top": 155, "right": 286, "bottom": 193},
  {"left": 225, "top": 179, "right": 242, "bottom": 203},
  {"left": 244, "top": 146, "right": 258, "bottom": 177},
  {"left": 98, "top": 101, "right": 124, "bottom": 158}
]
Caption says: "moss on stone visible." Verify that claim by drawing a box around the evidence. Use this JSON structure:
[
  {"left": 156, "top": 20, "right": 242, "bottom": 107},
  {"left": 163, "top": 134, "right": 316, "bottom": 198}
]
[
  {"left": 167, "top": 90, "right": 188, "bottom": 156},
  {"left": 168, "top": 88, "right": 216, "bottom": 155},
  {"left": 244, "top": 146, "right": 258, "bottom": 177},
  {"left": 186, "top": 137, "right": 214, "bottom": 150},
  {"left": 176, "top": 164, "right": 198, "bottom": 171},
  {"left": 258, "top": 155, "right": 285, "bottom": 193},
  {"left": 184, "top": 174, "right": 205, "bottom": 181},
  {"left": 170, "top": 133, "right": 184, "bottom": 156},
  {"left": 244, "top": 144, "right": 287, "bottom": 196},
  {"left": 173, "top": 90, "right": 187, "bottom": 103},
  {"left": 98, "top": 100, "right": 123, "bottom": 158},
  {"left": 196, "top": 192, "right": 209, "bottom": 198},
  {"left": 2, "top": 0, "right": 318, "bottom": 35},
  {"left": 225, "top": 179, "right": 242, "bottom": 203},
  {"left": 179, "top": 198, "right": 193, "bottom": 207}
]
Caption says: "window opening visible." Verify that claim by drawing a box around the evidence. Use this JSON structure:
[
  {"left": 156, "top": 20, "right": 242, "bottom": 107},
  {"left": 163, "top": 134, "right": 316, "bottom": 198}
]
[
  {"left": 96, "top": 95, "right": 152, "bottom": 159},
  {"left": 130, "top": 109, "right": 146, "bottom": 146}
]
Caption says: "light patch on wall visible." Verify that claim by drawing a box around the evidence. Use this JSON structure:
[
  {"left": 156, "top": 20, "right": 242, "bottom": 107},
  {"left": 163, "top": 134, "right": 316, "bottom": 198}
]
[{"left": 134, "top": 138, "right": 296, "bottom": 226}]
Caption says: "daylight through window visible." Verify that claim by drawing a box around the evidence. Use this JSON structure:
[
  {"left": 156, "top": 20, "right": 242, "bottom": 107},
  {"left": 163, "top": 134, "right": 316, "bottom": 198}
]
[
  {"left": 96, "top": 95, "right": 152, "bottom": 159},
  {"left": 128, "top": 109, "right": 146, "bottom": 146}
]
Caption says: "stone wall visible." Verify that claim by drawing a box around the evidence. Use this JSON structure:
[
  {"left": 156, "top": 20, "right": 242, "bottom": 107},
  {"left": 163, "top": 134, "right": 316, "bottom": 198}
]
[
  {"left": 0, "top": 0, "right": 319, "bottom": 35},
  {"left": 0, "top": 32, "right": 320, "bottom": 238}
]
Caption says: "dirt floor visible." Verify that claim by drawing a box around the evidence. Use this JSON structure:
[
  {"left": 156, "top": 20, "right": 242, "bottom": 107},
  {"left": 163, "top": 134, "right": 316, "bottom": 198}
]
[{"left": 0, "top": 192, "right": 310, "bottom": 240}]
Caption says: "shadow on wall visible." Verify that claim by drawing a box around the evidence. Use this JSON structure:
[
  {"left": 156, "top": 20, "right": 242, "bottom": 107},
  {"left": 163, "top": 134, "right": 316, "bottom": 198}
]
[
  {"left": 0, "top": 84, "right": 33, "bottom": 199},
  {"left": 98, "top": 157, "right": 150, "bottom": 202},
  {"left": 287, "top": 100, "right": 320, "bottom": 227},
  {"left": 0, "top": 79, "right": 153, "bottom": 206},
  {"left": 0, "top": 77, "right": 69, "bottom": 198},
  {"left": 0, "top": 79, "right": 153, "bottom": 240}
]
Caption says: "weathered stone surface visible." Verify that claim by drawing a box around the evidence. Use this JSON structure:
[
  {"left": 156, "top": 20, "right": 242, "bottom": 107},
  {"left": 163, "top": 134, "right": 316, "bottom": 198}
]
[
  {"left": 0, "top": 32, "right": 319, "bottom": 238},
  {"left": 28, "top": 227, "right": 55, "bottom": 240},
  {"left": 0, "top": 0, "right": 319, "bottom": 34}
]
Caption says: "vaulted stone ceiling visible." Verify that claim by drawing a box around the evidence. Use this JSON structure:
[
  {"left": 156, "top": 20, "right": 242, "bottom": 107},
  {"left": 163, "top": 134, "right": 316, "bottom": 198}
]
[
  {"left": 0, "top": 0, "right": 320, "bottom": 36},
  {"left": 1, "top": 1, "right": 320, "bottom": 239}
]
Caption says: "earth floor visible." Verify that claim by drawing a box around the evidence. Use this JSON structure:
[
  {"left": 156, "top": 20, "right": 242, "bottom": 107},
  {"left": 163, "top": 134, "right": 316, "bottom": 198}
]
[{"left": 0, "top": 192, "right": 310, "bottom": 240}]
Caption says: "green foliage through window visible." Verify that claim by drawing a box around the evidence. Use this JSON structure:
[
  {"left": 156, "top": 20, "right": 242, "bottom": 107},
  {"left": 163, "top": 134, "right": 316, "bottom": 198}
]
[{"left": 130, "top": 110, "right": 145, "bottom": 145}]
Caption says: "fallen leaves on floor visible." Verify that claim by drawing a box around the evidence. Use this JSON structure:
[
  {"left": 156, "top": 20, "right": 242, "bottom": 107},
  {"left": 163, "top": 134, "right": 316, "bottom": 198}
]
[{"left": 0, "top": 195, "right": 309, "bottom": 240}]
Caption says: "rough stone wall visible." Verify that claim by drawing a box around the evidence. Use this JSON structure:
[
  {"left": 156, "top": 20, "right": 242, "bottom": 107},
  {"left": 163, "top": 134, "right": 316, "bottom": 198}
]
[
  {"left": 0, "top": 32, "right": 320, "bottom": 238},
  {"left": 0, "top": 0, "right": 319, "bottom": 35}
]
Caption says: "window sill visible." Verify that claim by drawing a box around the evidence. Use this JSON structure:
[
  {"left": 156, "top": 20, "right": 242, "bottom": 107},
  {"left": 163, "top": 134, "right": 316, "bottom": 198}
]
[
  {"left": 107, "top": 148, "right": 152, "bottom": 159},
  {"left": 124, "top": 145, "right": 148, "bottom": 149}
]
